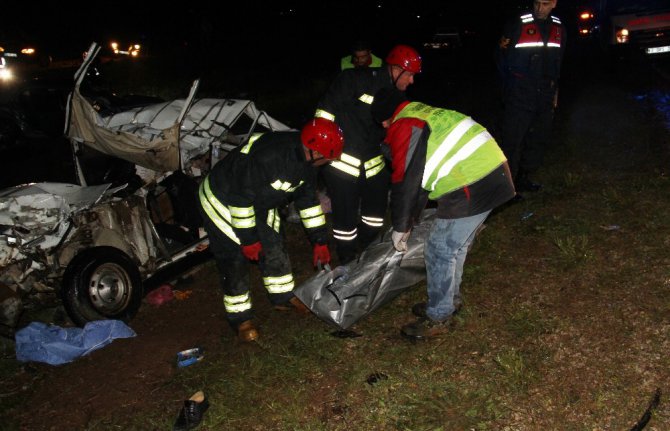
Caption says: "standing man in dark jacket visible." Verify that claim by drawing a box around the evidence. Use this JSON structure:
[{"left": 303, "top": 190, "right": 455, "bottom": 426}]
[
  {"left": 371, "top": 88, "right": 515, "bottom": 340},
  {"left": 315, "top": 44, "right": 422, "bottom": 264},
  {"left": 199, "top": 119, "right": 344, "bottom": 342},
  {"left": 496, "top": 0, "right": 565, "bottom": 196}
]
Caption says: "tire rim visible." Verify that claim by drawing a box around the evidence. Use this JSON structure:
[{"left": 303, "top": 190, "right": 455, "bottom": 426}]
[{"left": 88, "top": 262, "right": 132, "bottom": 315}]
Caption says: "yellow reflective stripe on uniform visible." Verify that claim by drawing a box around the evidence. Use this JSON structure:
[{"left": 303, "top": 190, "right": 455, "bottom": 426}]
[
  {"left": 263, "top": 274, "right": 295, "bottom": 294},
  {"left": 315, "top": 109, "right": 335, "bottom": 121},
  {"left": 330, "top": 161, "right": 360, "bottom": 177},
  {"left": 270, "top": 179, "right": 303, "bottom": 192},
  {"left": 240, "top": 133, "right": 264, "bottom": 154},
  {"left": 358, "top": 93, "right": 374, "bottom": 104},
  {"left": 267, "top": 208, "right": 281, "bottom": 232},
  {"left": 231, "top": 217, "right": 255, "bottom": 229},
  {"left": 300, "top": 205, "right": 323, "bottom": 218},
  {"left": 341, "top": 153, "right": 361, "bottom": 166},
  {"left": 361, "top": 215, "right": 384, "bottom": 227},
  {"left": 303, "top": 214, "right": 326, "bottom": 229},
  {"left": 229, "top": 206, "right": 254, "bottom": 217},
  {"left": 223, "top": 293, "right": 252, "bottom": 313},
  {"left": 287, "top": 181, "right": 304, "bottom": 192},
  {"left": 364, "top": 155, "right": 385, "bottom": 178},
  {"left": 199, "top": 179, "right": 240, "bottom": 244},
  {"left": 428, "top": 130, "right": 493, "bottom": 191},
  {"left": 229, "top": 205, "right": 256, "bottom": 229},
  {"left": 202, "top": 177, "right": 233, "bottom": 222},
  {"left": 423, "top": 117, "right": 476, "bottom": 187},
  {"left": 300, "top": 205, "right": 326, "bottom": 228}
]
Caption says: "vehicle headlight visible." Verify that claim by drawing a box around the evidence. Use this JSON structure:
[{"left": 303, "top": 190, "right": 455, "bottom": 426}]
[
  {"left": 616, "top": 28, "right": 629, "bottom": 44},
  {"left": 0, "top": 67, "right": 13, "bottom": 81},
  {"left": 20, "top": 47, "right": 35, "bottom": 55}
]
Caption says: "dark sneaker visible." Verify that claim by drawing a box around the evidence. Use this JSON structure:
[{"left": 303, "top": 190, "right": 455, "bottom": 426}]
[
  {"left": 274, "top": 296, "right": 310, "bottom": 315},
  {"left": 411, "top": 302, "right": 462, "bottom": 319},
  {"left": 401, "top": 318, "right": 452, "bottom": 340},
  {"left": 237, "top": 320, "right": 259, "bottom": 342},
  {"left": 173, "top": 391, "right": 209, "bottom": 431}
]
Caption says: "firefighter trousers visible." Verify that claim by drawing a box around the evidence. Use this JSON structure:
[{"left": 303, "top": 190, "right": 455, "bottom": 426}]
[
  {"left": 201, "top": 208, "right": 295, "bottom": 327},
  {"left": 322, "top": 165, "right": 390, "bottom": 264}
]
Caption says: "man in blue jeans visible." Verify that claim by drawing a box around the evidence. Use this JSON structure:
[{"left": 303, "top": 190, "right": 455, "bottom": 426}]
[{"left": 370, "top": 88, "right": 515, "bottom": 340}]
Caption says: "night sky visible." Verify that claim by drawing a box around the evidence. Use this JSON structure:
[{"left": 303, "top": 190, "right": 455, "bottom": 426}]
[{"left": 4, "top": 1, "right": 583, "bottom": 62}]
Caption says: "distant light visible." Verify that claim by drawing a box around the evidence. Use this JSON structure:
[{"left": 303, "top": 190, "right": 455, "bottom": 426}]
[
  {"left": 21, "top": 48, "right": 35, "bottom": 55},
  {"left": 579, "top": 12, "right": 593, "bottom": 20},
  {"left": 0, "top": 68, "right": 13, "bottom": 81},
  {"left": 416, "top": 15, "right": 421, "bottom": 19}
]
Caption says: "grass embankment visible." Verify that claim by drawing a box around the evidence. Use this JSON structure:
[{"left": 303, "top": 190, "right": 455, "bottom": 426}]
[{"left": 125, "top": 76, "right": 669, "bottom": 429}]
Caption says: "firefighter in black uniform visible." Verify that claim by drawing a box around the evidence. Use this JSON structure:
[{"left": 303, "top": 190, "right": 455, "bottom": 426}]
[
  {"left": 315, "top": 44, "right": 422, "bottom": 264},
  {"left": 198, "top": 119, "right": 344, "bottom": 342},
  {"left": 497, "top": 0, "right": 566, "bottom": 196}
]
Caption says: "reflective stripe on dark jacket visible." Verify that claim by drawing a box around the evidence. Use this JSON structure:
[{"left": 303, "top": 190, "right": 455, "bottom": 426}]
[
  {"left": 201, "top": 131, "right": 327, "bottom": 246},
  {"left": 315, "top": 66, "right": 395, "bottom": 164},
  {"left": 499, "top": 13, "right": 566, "bottom": 87}
]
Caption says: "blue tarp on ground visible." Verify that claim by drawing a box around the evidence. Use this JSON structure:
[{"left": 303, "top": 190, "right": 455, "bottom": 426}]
[{"left": 15, "top": 320, "right": 136, "bottom": 365}]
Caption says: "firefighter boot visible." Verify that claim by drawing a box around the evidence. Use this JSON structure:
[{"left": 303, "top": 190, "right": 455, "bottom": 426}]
[
  {"left": 274, "top": 296, "right": 311, "bottom": 315},
  {"left": 237, "top": 320, "right": 259, "bottom": 342}
]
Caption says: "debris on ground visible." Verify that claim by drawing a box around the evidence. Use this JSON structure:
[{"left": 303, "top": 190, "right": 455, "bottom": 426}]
[
  {"left": 145, "top": 284, "right": 175, "bottom": 306},
  {"left": 15, "top": 320, "right": 136, "bottom": 365},
  {"left": 176, "top": 347, "right": 204, "bottom": 368},
  {"left": 366, "top": 372, "right": 389, "bottom": 385}
]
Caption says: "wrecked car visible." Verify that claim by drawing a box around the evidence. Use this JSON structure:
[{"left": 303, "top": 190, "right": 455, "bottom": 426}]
[{"left": 0, "top": 42, "right": 291, "bottom": 334}]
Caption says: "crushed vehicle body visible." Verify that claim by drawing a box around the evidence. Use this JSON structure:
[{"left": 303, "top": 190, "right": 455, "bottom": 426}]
[
  {"left": 294, "top": 209, "right": 435, "bottom": 330},
  {"left": 0, "top": 42, "right": 291, "bottom": 334}
]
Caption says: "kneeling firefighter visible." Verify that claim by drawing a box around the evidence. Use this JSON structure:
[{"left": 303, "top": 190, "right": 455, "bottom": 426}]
[{"left": 198, "top": 119, "right": 344, "bottom": 342}]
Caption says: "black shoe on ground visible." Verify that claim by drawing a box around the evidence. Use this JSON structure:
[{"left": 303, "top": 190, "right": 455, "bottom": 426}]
[
  {"left": 411, "top": 302, "right": 462, "bottom": 319},
  {"left": 401, "top": 318, "right": 453, "bottom": 340},
  {"left": 173, "top": 391, "right": 209, "bottom": 431}
]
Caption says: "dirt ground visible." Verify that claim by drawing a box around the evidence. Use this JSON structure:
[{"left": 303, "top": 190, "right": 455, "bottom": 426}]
[{"left": 2, "top": 49, "right": 670, "bottom": 430}]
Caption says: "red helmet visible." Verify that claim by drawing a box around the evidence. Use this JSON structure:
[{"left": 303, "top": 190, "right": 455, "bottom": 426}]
[
  {"left": 301, "top": 118, "right": 344, "bottom": 159},
  {"left": 385, "top": 44, "right": 422, "bottom": 74}
]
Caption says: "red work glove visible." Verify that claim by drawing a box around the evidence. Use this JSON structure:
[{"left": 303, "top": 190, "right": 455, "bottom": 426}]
[
  {"left": 313, "top": 243, "right": 331, "bottom": 267},
  {"left": 241, "top": 241, "right": 263, "bottom": 261}
]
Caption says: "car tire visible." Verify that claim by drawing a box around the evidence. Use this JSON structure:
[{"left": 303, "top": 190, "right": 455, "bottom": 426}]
[{"left": 62, "top": 247, "right": 143, "bottom": 327}]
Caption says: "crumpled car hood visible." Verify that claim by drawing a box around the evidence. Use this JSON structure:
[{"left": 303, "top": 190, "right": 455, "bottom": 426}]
[{"left": 0, "top": 182, "right": 110, "bottom": 259}]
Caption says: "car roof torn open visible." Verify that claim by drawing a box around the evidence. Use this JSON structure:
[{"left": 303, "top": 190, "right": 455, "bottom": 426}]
[{"left": 68, "top": 43, "right": 291, "bottom": 181}]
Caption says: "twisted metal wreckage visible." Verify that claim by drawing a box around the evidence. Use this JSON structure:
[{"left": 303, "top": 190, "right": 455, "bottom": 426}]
[
  {"left": 0, "top": 43, "right": 290, "bottom": 334},
  {"left": 0, "top": 42, "right": 433, "bottom": 336}
]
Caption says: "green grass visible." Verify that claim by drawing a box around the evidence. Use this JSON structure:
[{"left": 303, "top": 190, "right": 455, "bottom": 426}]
[{"left": 4, "top": 62, "right": 670, "bottom": 431}]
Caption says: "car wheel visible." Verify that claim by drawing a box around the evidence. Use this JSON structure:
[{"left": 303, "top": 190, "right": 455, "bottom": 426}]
[
  {"left": 62, "top": 247, "right": 143, "bottom": 326},
  {"left": 0, "top": 119, "right": 20, "bottom": 151}
]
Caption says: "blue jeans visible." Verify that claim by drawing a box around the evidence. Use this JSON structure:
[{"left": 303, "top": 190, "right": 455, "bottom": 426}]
[{"left": 424, "top": 211, "right": 490, "bottom": 322}]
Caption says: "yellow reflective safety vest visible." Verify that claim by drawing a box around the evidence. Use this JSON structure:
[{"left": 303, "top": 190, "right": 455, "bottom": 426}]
[{"left": 392, "top": 102, "right": 507, "bottom": 199}]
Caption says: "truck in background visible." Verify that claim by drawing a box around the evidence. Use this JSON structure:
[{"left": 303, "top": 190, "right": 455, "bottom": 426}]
[{"left": 576, "top": 0, "right": 670, "bottom": 58}]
